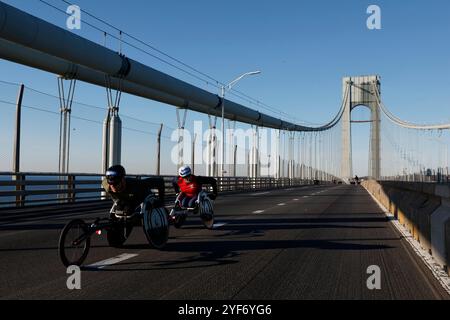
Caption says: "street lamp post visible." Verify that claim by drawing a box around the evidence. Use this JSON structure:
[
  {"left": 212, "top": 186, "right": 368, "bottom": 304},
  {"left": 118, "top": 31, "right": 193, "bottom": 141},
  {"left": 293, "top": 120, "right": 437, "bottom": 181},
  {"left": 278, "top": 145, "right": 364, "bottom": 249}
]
[{"left": 220, "top": 71, "right": 261, "bottom": 177}]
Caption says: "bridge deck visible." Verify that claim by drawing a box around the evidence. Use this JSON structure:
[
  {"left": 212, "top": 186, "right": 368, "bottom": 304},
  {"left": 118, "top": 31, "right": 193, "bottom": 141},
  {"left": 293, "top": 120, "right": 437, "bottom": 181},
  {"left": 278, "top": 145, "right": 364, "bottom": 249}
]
[{"left": 0, "top": 185, "right": 448, "bottom": 299}]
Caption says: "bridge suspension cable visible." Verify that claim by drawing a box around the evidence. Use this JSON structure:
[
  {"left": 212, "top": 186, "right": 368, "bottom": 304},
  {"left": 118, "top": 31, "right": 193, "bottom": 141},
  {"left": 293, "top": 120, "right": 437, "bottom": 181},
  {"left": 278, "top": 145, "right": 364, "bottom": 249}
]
[
  {"left": 39, "top": 0, "right": 314, "bottom": 125},
  {"left": 373, "top": 81, "right": 450, "bottom": 182},
  {"left": 373, "top": 84, "right": 450, "bottom": 130}
]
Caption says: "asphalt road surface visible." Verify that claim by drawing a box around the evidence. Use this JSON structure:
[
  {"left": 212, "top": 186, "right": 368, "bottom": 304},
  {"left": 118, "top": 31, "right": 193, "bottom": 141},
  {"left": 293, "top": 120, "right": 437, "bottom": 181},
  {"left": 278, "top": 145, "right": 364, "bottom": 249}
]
[{"left": 0, "top": 185, "right": 448, "bottom": 299}]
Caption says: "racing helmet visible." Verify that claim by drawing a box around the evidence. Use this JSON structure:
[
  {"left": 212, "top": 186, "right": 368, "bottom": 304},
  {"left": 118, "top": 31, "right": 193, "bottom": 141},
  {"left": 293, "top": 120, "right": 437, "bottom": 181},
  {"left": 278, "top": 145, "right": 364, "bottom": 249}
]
[
  {"left": 105, "top": 165, "right": 126, "bottom": 185},
  {"left": 178, "top": 165, "right": 192, "bottom": 178}
]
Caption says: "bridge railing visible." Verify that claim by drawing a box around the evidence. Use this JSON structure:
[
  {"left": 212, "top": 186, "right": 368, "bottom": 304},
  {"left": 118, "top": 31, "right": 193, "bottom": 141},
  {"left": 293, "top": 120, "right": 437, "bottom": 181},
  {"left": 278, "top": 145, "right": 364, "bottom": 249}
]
[
  {"left": 0, "top": 172, "right": 315, "bottom": 208},
  {"left": 380, "top": 170, "right": 450, "bottom": 184}
]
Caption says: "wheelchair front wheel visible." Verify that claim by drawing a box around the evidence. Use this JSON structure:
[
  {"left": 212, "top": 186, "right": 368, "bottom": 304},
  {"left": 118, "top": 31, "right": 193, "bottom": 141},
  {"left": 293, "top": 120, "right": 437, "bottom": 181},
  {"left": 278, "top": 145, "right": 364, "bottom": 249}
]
[
  {"left": 58, "top": 219, "right": 91, "bottom": 267},
  {"left": 199, "top": 198, "right": 215, "bottom": 230},
  {"left": 143, "top": 206, "right": 169, "bottom": 249}
]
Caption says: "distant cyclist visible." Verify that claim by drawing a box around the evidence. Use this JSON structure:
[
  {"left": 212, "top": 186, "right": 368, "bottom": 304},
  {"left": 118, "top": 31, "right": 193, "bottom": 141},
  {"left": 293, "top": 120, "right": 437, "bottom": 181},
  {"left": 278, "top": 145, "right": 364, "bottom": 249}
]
[
  {"left": 354, "top": 175, "right": 360, "bottom": 185},
  {"left": 102, "top": 165, "right": 166, "bottom": 216},
  {"left": 172, "top": 165, "right": 218, "bottom": 209}
]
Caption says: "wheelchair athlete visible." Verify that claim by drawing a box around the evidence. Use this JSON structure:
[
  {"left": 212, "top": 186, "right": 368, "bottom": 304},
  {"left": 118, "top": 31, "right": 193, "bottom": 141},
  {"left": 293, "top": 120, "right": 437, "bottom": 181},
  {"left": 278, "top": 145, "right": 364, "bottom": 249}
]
[
  {"left": 171, "top": 165, "right": 217, "bottom": 212},
  {"left": 102, "top": 165, "right": 165, "bottom": 216}
]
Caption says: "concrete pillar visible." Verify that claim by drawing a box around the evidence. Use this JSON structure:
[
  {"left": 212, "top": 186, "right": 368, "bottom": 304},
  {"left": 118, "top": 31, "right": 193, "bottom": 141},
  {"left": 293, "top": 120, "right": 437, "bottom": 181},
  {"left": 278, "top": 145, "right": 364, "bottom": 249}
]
[
  {"left": 176, "top": 108, "right": 188, "bottom": 168},
  {"left": 250, "top": 126, "right": 259, "bottom": 178},
  {"left": 371, "top": 95, "right": 381, "bottom": 180},
  {"left": 233, "top": 144, "right": 237, "bottom": 177},
  {"left": 109, "top": 109, "right": 122, "bottom": 167},
  {"left": 102, "top": 110, "right": 110, "bottom": 172},
  {"left": 275, "top": 130, "right": 281, "bottom": 179},
  {"left": 341, "top": 79, "right": 353, "bottom": 183},
  {"left": 207, "top": 116, "right": 217, "bottom": 177},
  {"left": 156, "top": 123, "right": 163, "bottom": 175},
  {"left": 103, "top": 77, "right": 123, "bottom": 170},
  {"left": 341, "top": 75, "right": 381, "bottom": 182},
  {"left": 12, "top": 84, "right": 24, "bottom": 173},
  {"left": 57, "top": 77, "right": 76, "bottom": 174}
]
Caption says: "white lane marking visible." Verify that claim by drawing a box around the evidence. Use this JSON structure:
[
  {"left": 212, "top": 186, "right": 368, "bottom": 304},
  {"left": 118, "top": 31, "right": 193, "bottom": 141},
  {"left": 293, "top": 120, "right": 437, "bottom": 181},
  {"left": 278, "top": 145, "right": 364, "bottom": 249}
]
[
  {"left": 363, "top": 185, "right": 450, "bottom": 295},
  {"left": 303, "top": 196, "right": 310, "bottom": 198},
  {"left": 293, "top": 199, "right": 299, "bottom": 201},
  {"left": 277, "top": 203, "right": 286, "bottom": 206},
  {"left": 253, "top": 210, "right": 265, "bottom": 214},
  {"left": 87, "top": 253, "right": 139, "bottom": 269},
  {"left": 213, "top": 222, "right": 227, "bottom": 228},
  {"left": 250, "top": 192, "right": 270, "bottom": 196}
]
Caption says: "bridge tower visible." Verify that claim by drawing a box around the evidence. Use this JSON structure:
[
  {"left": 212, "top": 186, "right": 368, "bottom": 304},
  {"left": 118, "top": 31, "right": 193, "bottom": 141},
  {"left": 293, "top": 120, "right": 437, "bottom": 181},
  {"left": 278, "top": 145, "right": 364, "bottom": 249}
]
[{"left": 341, "top": 75, "right": 381, "bottom": 182}]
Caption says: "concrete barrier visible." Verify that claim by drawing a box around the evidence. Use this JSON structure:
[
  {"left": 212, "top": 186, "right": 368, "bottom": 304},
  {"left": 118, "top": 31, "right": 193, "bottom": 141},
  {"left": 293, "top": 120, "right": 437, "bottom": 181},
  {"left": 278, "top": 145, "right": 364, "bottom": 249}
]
[
  {"left": 416, "top": 197, "right": 440, "bottom": 254},
  {"left": 446, "top": 219, "right": 450, "bottom": 275},
  {"left": 430, "top": 198, "right": 450, "bottom": 270},
  {"left": 362, "top": 180, "right": 449, "bottom": 271}
]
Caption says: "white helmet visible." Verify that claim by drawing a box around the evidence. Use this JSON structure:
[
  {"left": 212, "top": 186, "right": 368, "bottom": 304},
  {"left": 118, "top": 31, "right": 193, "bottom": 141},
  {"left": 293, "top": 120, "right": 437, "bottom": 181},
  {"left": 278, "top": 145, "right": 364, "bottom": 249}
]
[{"left": 178, "top": 165, "right": 192, "bottom": 177}]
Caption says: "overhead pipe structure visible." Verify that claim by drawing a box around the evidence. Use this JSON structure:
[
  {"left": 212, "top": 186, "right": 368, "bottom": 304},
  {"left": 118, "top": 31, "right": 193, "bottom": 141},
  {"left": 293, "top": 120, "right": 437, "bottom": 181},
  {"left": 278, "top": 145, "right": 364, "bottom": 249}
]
[
  {"left": 0, "top": 38, "right": 188, "bottom": 108},
  {"left": 0, "top": 2, "right": 343, "bottom": 132}
]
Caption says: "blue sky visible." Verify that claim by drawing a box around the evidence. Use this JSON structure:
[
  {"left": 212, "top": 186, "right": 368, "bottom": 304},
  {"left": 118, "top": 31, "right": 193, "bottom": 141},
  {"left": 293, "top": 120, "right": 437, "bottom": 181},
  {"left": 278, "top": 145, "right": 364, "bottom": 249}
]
[{"left": 0, "top": 0, "right": 449, "bottom": 175}]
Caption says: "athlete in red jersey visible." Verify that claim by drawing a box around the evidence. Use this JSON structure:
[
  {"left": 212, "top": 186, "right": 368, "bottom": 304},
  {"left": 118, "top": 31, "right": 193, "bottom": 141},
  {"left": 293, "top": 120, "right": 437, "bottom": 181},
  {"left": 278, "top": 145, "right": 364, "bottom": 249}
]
[{"left": 172, "top": 165, "right": 218, "bottom": 208}]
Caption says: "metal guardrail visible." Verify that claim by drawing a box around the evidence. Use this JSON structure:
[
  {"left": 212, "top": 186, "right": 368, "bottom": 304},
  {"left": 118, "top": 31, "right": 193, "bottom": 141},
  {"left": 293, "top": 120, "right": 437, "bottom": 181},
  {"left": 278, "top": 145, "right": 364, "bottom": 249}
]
[{"left": 0, "top": 172, "right": 315, "bottom": 208}]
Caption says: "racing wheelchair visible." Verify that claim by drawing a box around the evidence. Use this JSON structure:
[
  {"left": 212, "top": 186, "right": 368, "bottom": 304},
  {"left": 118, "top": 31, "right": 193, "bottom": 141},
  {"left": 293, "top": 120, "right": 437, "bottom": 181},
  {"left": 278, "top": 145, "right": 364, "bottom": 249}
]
[
  {"left": 168, "top": 190, "right": 215, "bottom": 230},
  {"left": 58, "top": 194, "right": 169, "bottom": 267}
]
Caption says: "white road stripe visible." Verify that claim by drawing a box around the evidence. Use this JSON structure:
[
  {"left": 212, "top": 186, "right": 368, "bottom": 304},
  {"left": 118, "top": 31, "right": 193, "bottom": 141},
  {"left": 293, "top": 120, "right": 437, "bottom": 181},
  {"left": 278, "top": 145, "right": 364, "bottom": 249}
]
[
  {"left": 86, "top": 253, "right": 139, "bottom": 269},
  {"left": 303, "top": 196, "right": 309, "bottom": 198},
  {"left": 253, "top": 210, "right": 265, "bottom": 214},
  {"left": 250, "top": 192, "right": 270, "bottom": 196},
  {"left": 293, "top": 199, "right": 299, "bottom": 201},
  {"left": 277, "top": 203, "right": 286, "bottom": 206},
  {"left": 213, "top": 223, "right": 227, "bottom": 228}
]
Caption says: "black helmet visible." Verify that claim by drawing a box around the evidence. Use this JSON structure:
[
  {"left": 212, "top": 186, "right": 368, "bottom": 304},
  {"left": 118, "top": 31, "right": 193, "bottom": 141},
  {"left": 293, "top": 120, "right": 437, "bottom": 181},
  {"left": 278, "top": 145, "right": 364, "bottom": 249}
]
[{"left": 105, "top": 165, "right": 126, "bottom": 185}]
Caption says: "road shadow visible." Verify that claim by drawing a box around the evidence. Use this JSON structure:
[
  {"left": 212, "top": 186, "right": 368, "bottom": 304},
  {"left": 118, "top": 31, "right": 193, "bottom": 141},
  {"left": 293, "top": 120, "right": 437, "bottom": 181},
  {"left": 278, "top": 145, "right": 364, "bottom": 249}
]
[
  {"left": 85, "top": 236, "right": 394, "bottom": 272},
  {"left": 83, "top": 250, "right": 240, "bottom": 272},
  {"left": 164, "top": 238, "right": 394, "bottom": 252},
  {"left": 212, "top": 216, "right": 388, "bottom": 235}
]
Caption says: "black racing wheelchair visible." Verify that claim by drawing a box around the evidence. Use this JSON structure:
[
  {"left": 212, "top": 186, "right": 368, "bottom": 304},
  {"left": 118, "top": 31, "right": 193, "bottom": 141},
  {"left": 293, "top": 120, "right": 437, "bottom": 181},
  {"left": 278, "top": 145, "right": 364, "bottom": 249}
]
[
  {"left": 58, "top": 194, "right": 169, "bottom": 267},
  {"left": 168, "top": 190, "right": 215, "bottom": 230}
]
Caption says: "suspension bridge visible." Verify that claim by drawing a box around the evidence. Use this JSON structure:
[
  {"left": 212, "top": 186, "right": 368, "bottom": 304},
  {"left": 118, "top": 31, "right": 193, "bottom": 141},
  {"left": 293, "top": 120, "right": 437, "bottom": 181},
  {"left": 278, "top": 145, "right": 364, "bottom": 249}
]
[{"left": 0, "top": 1, "right": 450, "bottom": 300}]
